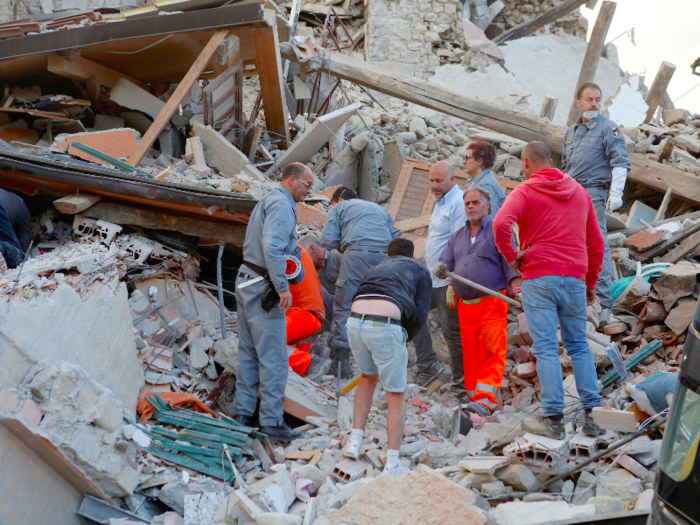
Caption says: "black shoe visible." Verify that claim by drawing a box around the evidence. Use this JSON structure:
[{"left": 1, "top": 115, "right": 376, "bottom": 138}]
[
  {"left": 261, "top": 422, "right": 303, "bottom": 442},
  {"left": 582, "top": 409, "right": 603, "bottom": 437},
  {"left": 233, "top": 414, "right": 253, "bottom": 427},
  {"left": 329, "top": 354, "right": 353, "bottom": 379},
  {"left": 465, "top": 402, "right": 492, "bottom": 418},
  {"left": 415, "top": 363, "right": 444, "bottom": 387}
]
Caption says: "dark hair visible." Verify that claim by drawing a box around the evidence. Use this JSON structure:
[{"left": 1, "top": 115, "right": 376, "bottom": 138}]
[
  {"left": 576, "top": 82, "right": 602, "bottom": 101},
  {"left": 331, "top": 186, "right": 357, "bottom": 203},
  {"left": 466, "top": 140, "right": 496, "bottom": 169},
  {"left": 522, "top": 141, "right": 552, "bottom": 164},
  {"left": 388, "top": 237, "right": 414, "bottom": 258},
  {"left": 281, "top": 162, "right": 309, "bottom": 181}
]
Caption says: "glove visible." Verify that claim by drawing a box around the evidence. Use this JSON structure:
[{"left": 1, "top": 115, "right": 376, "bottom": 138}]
[
  {"left": 433, "top": 261, "right": 448, "bottom": 279},
  {"left": 446, "top": 284, "right": 458, "bottom": 309},
  {"left": 606, "top": 190, "right": 623, "bottom": 212}
]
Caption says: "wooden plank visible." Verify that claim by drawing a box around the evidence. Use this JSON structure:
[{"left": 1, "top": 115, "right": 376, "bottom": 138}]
[
  {"left": 494, "top": 0, "right": 590, "bottom": 43},
  {"left": 127, "top": 28, "right": 230, "bottom": 166},
  {"left": 654, "top": 188, "right": 673, "bottom": 221},
  {"left": 565, "top": 1, "right": 616, "bottom": 126},
  {"left": 81, "top": 202, "right": 247, "bottom": 244},
  {"left": 252, "top": 18, "right": 289, "bottom": 149},
  {"left": 47, "top": 54, "right": 150, "bottom": 91},
  {"left": 388, "top": 161, "right": 416, "bottom": 218},
  {"left": 645, "top": 61, "right": 677, "bottom": 124},
  {"left": 395, "top": 214, "right": 431, "bottom": 232},
  {"left": 659, "top": 230, "right": 700, "bottom": 263},
  {"left": 53, "top": 193, "right": 101, "bottom": 214},
  {"left": 635, "top": 220, "right": 700, "bottom": 261}
]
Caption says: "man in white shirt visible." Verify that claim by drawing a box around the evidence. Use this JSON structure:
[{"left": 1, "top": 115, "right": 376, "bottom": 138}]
[{"left": 412, "top": 161, "right": 466, "bottom": 391}]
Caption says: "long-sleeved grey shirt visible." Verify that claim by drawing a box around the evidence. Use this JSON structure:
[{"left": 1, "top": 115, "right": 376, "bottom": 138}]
[
  {"left": 319, "top": 249, "right": 342, "bottom": 294},
  {"left": 242, "top": 186, "right": 298, "bottom": 293},
  {"left": 322, "top": 199, "right": 401, "bottom": 252},
  {"left": 561, "top": 114, "right": 631, "bottom": 189}
]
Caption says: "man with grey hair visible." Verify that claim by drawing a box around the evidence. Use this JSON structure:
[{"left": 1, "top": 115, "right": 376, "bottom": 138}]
[
  {"left": 413, "top": 160, "right": 465, "bottom": 390},
  {"left": 299, "top": 234, "right": 342, "bottom": 332},
  {"left": 434, "top": 186, "right": 520, "bottom": 417}
]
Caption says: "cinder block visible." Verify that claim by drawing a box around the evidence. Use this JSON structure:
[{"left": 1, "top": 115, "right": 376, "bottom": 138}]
[{"left": 615, "top": 454, "right": 650, "bottom": 479}]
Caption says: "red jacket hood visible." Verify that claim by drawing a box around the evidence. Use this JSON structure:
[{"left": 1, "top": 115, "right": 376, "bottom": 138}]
[{"left": 523, "top": 168, "right": 579, "bottom": 201}]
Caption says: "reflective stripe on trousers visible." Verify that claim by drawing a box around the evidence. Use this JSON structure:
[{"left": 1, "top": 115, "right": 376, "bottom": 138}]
[{"left": 457, "top": 295, "right": 508, "bottom": 411}]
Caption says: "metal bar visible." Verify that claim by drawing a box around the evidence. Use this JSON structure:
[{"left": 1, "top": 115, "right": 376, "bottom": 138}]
[
  {"left": 217, "top": 241, "right": 227, "bottom": 338},
  {"left": 445, "top": 270, "right": 521, "bottom": 308}
]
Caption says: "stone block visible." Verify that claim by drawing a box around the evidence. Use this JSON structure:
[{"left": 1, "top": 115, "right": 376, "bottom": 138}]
[
  {"left": 18, "top": 399, "right": 43, "bottom": 428},
  {"left": 409, "top": 118, "right": 428, "bottom": 138},
  {"left": 596, "top": 469, "right": 643, "bottom": 501},
  {"left": 586, "top": 496, "right": 625, "bottom": 514},
  {"left": 367, "top": 18, "right": 411, "bottom": 40},
  {"left": 481, "top": 480, "right": 506, "bottom": 496},
  {"left": 591, "top": 407, "right": 636, "bottom": 433},
  {"left": 634, "top": 488, "right": 654, "bottom": 510},
  {"left": 93, "top": 394, "right": 122, "bottom": 432},
  {"left": 193, "top": 123, "right": 250, "bottom": 179},
  {"left": 615, "top": 454, "right": 650, "bottom": 479},
  {"left": 496, "top": 464, "right": 538, "bottom": 491},
  {"left": 359, "top": 141, "right": 380, "bottom": 203},
  {"left": 213, "top": 335, "right": 239, "bottom": 375},
  {"left": 663, "top": 108, "right": 687, "bottom": 126},
  {"left": 381, "top": 138, "right": 406, "bottom": 190},
  {"left": 494, "top": 501, "right": 596, "bottom": 525},
  {"left": 322, "top": 144, "right": 359, "bottom": 190}
]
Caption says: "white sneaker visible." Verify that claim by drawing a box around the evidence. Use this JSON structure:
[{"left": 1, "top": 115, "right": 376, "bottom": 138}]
[
  {"left": 381, "top": 463, "right": 410, "bottom": 476},
  {"left": 342, "top": 439, "right": 361, "bottom": 459}
]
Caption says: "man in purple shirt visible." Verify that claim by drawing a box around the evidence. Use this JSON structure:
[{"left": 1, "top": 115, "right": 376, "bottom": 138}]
[{"left": 434, "top": 186, "right": 520, "bottom": 417}]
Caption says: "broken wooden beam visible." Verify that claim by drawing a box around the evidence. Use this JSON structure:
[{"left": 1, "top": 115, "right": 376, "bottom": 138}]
[
  {"left": 644, "top": 61, "right": 677, "bottom": 124},
  {"left": 565, "top": 1, "right": 616, "bottom": 126},
  {"left": 395, "top": 214, "right": 431, "bottom": 232},
  {"left": 635, "top": 220, "right": 700, "bottom": 261},
  {"left": 493, "top": 0, "right": 590, "bottom": 44},
  {"left": 659, "top": 229, "right": 700, "bottom": 263},
  {"left": 127, "top": 28, "right": 231, "bottom": 167},
  {"left": 279, "top": 46, "right": 700, "bottom": 207},
  {"left": 53, "top": 193, "right": 101, "bottom": 214},
  {"left": 82, "top": 202, "right": 247, "bottom": 244},
  {"left": 253, "top": 19, "right": 290, "bottom": 149}
]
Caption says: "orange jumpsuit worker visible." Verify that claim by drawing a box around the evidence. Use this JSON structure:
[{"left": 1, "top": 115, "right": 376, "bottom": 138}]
[
  {"left": 434, "top": 186, "right": 520, "bottom": 417},
  {"left": 287, "top": 245, "right": 326, "bottom": 375}
]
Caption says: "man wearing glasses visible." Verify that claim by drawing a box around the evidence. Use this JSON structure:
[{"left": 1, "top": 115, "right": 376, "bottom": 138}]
[{"left": 233, "top": 162, "right": 314, "bottom": 442}]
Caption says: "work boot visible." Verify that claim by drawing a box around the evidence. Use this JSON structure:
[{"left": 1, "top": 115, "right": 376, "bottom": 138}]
[
  {"left": 415, "top": 363, "right": 444, "bottom": 387},
  {"left": 260, "top": 422, "right": 303, "bottom": 443},
  {"left": 521, "top": 415, "right": 565, "bottom": 440},
  {"left": 233, "top": 414, "right": 253, "bottom": 427},
  {"left": 329, "top": 354, "right": 353, "bottom": 380},
  {"left": 464, "top": 402, "right": 492, "bottom": 418},
  {"left": 582, "top": 410, "right": 604, "bottom": 437}
]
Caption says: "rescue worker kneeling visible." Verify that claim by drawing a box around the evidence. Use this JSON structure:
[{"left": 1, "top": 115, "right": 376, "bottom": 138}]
[{"left": 434, "top": 186, "right": 520, "bottom": 417}]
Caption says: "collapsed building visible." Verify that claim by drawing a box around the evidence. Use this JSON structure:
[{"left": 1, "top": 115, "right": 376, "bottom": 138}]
[{"left": 0, "top": 0, "right": 698, "bottom": 524}]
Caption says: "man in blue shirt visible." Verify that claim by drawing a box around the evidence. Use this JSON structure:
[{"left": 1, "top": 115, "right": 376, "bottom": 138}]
[
  {"left": 234, "top": 162, "right": 313, "bottom": 442},
  {"left": 412, "top": 161, "right": 465, "bottom": 390},
  {"left": 322, "top": 186, "right": 401, "bottom": 379},
  {"left": 435, "top": 186, "right": 520, "bottom": 417},
  {"left": 561, "top": 82, "right": 631, "bottom": 321}
]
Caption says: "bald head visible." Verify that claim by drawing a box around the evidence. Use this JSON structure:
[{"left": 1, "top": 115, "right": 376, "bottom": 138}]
[
  {"left": 429, "top": 160, "right": 456, "bottom": 200},
  {"left": 521, "top": 141, "right": 552, "bottom": 179}
]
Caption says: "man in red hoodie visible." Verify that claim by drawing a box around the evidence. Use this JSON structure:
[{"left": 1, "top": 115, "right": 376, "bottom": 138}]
[{"left": 493, "top": 141, "right": 605, "bottom": 439}]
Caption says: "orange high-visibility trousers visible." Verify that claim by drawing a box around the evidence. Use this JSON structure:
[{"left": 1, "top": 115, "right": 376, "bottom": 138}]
[
  {"left": 286, "top": 308, "right": 324, "bottom": 375},
  {"left": 457, "top": 294, "right": 508, "bottom": 413}
]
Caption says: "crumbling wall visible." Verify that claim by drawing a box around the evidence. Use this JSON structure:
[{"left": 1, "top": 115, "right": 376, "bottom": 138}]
[
  {"left": 0, "top": 281, "right": 144, "bottom": 414},
  {"left": 3, "top": 361, "right": 139, "bottom": 499},
  {"left": 0, "top": 0, "right": 146, "bottom": 23},
  {"left": 365, "top": 0, "right": 465, "bottom": 79},
  {"left": 495, "top": 0, "right": 589, "bottom": 37}
]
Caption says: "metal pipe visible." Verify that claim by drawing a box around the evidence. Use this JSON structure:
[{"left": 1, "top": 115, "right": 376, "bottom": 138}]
[
  {"left": 445, "top": 270, "right": 521, "bottom": 308},
  {"left": 217, "top": 241, "right": 226, "bottom": 339}
]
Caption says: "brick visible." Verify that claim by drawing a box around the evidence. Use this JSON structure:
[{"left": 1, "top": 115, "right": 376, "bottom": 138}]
[
  {"left": 296, "top": 202, "right": 326, "bottom": 229},
  {"left": 591, "top": 407, "right": 637, "bottom": 433},
  {"left": 517, "top": 313, "right": 534, "bottom": 345},
  {"left": 18, "top": 400, "right": 43, "bottom": 428},
  {"left": 624, "top": 230, "right": 662, "bottom": 252},
  {"left": 603, "top": 322, "right": 629, "bottom": 335},
  {"left": 0, "top": 390, "right": 21, "bottom": 413},
  {"left": 615, "top": 454, "right": 650, "bottom": 479},
  {"left": 515, "top": 361, "right": 537, "bottom": 379}
]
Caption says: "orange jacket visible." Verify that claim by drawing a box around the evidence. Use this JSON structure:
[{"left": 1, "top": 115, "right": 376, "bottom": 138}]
[{"left": 289, "top": 245, "right": 325, "bottom": 317}]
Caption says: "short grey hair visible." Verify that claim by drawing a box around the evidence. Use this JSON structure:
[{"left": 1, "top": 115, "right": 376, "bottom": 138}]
[
  {"left": 464, "top": 184, "right": 491, "bottom": 203},
  {"left": 299, "top": 235, "right": 324, "bottom": 251}
]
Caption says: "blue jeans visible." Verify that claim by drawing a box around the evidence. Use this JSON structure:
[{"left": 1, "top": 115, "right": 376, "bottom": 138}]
[
  {"left": 521, "top": 276, "right": 603, "bottom": 417},
  {"left": 0, "top": 202, "right": 24, "bottom": 268}
]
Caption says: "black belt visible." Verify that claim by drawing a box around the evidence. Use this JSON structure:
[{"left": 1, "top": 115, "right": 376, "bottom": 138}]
[
  {"left": 350, "top": 312, "right": 401, "bottom": 326},
  {"left": 242, "top": 260, "right": 267, "bottom": 277}
]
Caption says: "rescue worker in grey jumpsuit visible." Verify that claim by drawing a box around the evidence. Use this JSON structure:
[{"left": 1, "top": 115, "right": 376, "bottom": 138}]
[
  {"left": 233, "top": 163, "right": 314, "bottom": 441},
  {"left": 322, "top": 186, "right": 402, "bottom": 378},
  {"left": 561, "top": 82, "right": 631, "bottom": 320}
]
